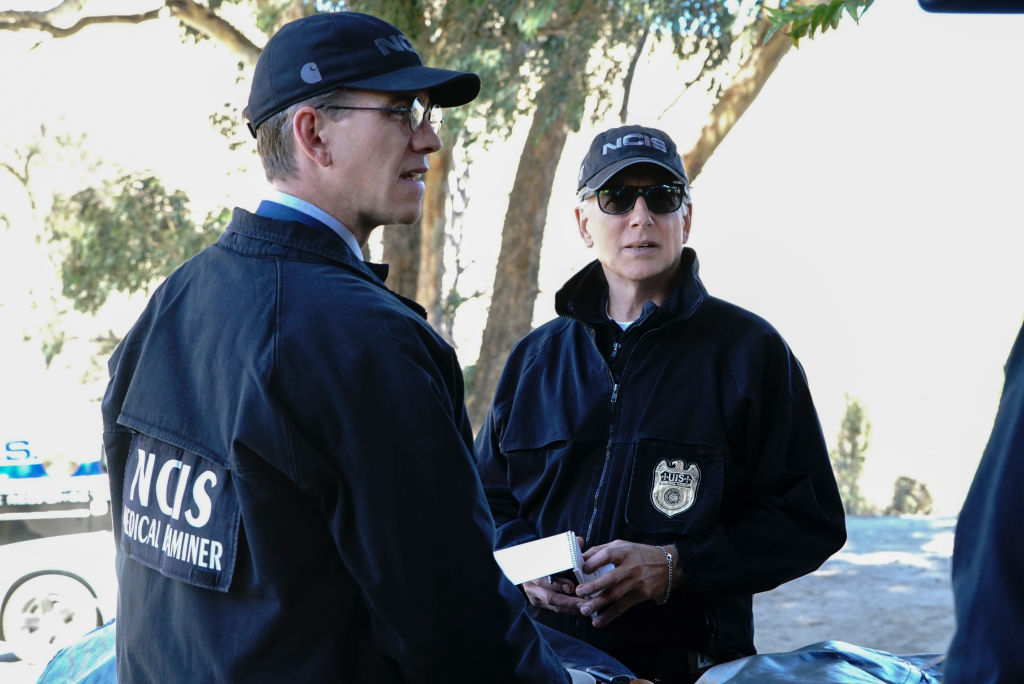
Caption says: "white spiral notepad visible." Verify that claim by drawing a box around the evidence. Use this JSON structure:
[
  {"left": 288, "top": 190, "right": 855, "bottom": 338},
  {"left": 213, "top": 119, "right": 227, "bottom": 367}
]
[{"left": 493, "top": 530, "right": 612, "bottom": 585}]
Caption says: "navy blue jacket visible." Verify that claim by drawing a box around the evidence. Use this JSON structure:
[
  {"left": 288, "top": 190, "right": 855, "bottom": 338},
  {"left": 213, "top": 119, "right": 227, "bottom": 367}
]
[
  {"left": 476, "top": 249, "right": 846, "bottom": 680},
  {"left": 102, "top": 209, "right": 570, "bottom": 683},
  {"left": 947, "top": 320, "right": 1024, "bottom": 683}
]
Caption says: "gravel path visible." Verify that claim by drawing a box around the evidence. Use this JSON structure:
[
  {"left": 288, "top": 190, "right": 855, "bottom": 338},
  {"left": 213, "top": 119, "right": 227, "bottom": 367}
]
[{"left": 753, "top": 515, "right": 957, "bottom": 657}]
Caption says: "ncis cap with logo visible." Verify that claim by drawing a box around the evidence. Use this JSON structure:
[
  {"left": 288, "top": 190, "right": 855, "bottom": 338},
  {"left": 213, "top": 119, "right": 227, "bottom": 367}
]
[
  {"left": 577, "top": 125, "right": 689, "bottom": 193},
  {"left": 245, "top": 12, "right": 481, "bottom": 137}
]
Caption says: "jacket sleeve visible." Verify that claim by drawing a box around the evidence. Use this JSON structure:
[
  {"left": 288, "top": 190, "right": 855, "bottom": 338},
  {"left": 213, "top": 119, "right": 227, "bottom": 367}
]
[
  {"left": 281, "top": 304, "right": 568, "bottom": 683},
  {"left": 474, "top": 367, "right": 541, "bottom": 551},
  {"left": 945, "top": 321, "right": 1024, "bottom": 684},
  {"left": 676, "top": 332, "right": 847, "bottom": 596}
]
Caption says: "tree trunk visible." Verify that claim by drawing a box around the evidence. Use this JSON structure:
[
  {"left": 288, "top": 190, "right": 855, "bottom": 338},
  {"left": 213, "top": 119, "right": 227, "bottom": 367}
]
[
  {"left": 683, "top": 20, "right": 794, "bottom": 181},
  {"left": 417, "top": 145, "right": 454, "bottom": 327},
  {"left": 465, "top": 84, "right": 573, "bottom": 431},
  {"left": 381, "top": 221, "right": 420, "bottom": 300}
]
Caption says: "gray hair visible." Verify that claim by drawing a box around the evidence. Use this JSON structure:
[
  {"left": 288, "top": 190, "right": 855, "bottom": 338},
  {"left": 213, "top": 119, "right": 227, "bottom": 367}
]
[{"left": 255, "top": 89, "right": 354, "bottom": 182}]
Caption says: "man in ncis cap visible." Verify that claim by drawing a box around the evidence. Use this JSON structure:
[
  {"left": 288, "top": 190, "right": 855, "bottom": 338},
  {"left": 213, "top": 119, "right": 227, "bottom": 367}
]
[
  {"left": 102, "top": 11, "right": 575, "bottom": 683},
  {"left": 475, "top": 124, "right": 846, "bottom": 683}
]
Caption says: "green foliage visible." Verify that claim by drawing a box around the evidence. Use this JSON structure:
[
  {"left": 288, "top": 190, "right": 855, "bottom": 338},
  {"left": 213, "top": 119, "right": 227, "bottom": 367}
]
[
  {"left": 346, "top": 0, "right": 745, "bottom": 142},
  {"left": 40, "top": 326, "right": 66, "bottom": 368},
  {"left": 765, "top": 0, "right": 874, "bottom": 46},
  {"left": 886, "top": 476, "right": 934, "bottom": 515},
  {"left": 210, "top": 102, "right": 249, "bottom": 152},
  {"left": 47, "top": 174, "right": 226, "bottom": 314},
  {"left": 510, "top": 0, "right": 560, "bottom": 40},
  {"left": 830, "top": 393, "right": 873, "bottom": 515}
]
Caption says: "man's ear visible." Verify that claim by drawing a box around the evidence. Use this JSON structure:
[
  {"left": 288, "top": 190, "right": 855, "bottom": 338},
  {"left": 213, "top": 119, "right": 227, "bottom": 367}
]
[
  {"left": 681, "top": 202, "right": 693, "bottom": 244},
  {"left": 291, "top": 106, "right": 332, "bottom": 168},
  {"left": 576, "top": 206, "right": 594, "bottom": 248}
]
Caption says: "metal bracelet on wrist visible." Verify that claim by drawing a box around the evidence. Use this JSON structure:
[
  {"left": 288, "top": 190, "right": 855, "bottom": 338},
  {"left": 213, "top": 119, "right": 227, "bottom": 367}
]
[{"left": 655, "top": 545, "right": 673, "bottom": 605}]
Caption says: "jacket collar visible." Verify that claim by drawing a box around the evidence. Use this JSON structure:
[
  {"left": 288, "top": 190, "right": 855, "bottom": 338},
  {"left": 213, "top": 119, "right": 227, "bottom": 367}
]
[
  {"left": 221, "top": 208, "right": 423, "bottom": 318},
  {"left": 555, "top": 246, "right": 706, "bottom": 326}
]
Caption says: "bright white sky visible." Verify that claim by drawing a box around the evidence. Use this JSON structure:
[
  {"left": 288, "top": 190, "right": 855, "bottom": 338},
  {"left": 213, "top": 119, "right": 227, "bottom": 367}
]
[{"left": 2, "top": 1, "right": 1022, "bottom": 513}]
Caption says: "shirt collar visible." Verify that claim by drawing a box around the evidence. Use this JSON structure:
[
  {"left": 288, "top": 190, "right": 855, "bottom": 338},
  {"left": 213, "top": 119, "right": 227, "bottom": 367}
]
[{"left": 265, "top": 190, "right": 363, "bottom": 261}]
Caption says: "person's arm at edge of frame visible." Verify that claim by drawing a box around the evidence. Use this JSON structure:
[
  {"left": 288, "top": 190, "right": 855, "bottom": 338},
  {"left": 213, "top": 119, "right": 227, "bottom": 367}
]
[{"left": 945, "top": 320, "right": 1024, "bottom": 684}]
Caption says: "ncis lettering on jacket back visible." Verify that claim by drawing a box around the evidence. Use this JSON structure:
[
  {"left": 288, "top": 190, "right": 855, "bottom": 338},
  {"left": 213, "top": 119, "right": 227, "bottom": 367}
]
[{"left": 120, "top": 433, "right": 238, "bottom": 591}]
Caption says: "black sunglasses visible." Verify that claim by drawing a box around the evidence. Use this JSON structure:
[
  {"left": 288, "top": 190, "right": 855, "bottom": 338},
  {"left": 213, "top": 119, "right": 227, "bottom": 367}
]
[
  {"left": 316, "top": 96, "right": 442, "bottom": 133},
  {"left": 579, "top": 183, "right": 688, "bottom": 215}
]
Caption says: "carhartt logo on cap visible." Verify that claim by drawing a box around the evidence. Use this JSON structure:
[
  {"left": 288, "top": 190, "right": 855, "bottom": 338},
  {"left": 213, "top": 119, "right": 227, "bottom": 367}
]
[
  {"left": 374, "top": 33, "right": 415, "bottom": 55},
  {"left": 602, "top": 132, "right": 668, "bottom": 156},
  {"left": 300, "top": 62, "right": 322, "bottom": 84}
]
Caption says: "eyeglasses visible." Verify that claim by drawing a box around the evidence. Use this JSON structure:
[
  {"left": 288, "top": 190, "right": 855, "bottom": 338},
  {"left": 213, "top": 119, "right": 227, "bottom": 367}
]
[
  {"left": 579, "top": 183, "right": 688, "bottom": 215},
  {"left": 316, "top": 97, "right": 442, "bottom": 133}
]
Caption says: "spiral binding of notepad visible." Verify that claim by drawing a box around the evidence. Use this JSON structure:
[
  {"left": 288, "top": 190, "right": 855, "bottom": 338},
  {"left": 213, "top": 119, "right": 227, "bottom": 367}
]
[
  {"left": 564, "top": 531, "right": 586, "bottom": 584},
  {"left": 567, "top": 530, "right": 613, "bottom": 584}
]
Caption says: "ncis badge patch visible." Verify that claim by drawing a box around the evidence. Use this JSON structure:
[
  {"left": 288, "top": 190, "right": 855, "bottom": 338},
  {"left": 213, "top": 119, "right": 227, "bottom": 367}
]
[
  {"left": 651, "top": 459, "right": 700, "bottom": 517},
  {"left": 120, "top": 433, "right": 240, "bottom": 592}
]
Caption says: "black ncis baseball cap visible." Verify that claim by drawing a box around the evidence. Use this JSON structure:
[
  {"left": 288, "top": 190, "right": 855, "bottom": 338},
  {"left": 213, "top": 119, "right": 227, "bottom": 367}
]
[
  {"left": 577, "top": 125, "right": 689, "bottom": 193},
  {"left": 245, "top": 12, "right": 481, "bottom": 137}
]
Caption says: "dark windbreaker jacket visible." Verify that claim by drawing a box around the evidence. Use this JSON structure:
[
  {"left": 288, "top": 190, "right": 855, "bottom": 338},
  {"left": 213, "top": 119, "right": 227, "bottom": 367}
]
[
  {"left": 476, "top": 248, "right": 847, "bottom": 680},
  {"left": 946, "top": 321, "right": 1024, "bottom": 683},
  {"left": 102, "top": 209, "right": 571, "bottom": 683}
]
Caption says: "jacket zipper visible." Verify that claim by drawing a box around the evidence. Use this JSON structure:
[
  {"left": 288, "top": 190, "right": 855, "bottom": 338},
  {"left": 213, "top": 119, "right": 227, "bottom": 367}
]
[
  {"left": 585, "top": 382, "right": 619, "bottom": 546},
  {"left": 562, "top": 314, "right": 661, "bottom": 637},
  {"left": 562, "top": 316, "right": 618, "bottom": 551},
  {"left": 583, "top": 326, "right": 660, "bottom": 547}
]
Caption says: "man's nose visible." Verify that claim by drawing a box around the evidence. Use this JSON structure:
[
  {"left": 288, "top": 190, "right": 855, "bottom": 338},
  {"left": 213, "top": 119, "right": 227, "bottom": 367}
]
[
  {"left": 411, "top": 120, "right": 442, "bottom": 154},
  {"left": 629, "top": 196, "right": 653, "bottom": 227}
]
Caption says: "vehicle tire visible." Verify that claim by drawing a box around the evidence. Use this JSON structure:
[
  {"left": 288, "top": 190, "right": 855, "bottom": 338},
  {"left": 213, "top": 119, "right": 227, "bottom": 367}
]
[{"left": 1, "top": 573, "right": 100, "bottom": 664}]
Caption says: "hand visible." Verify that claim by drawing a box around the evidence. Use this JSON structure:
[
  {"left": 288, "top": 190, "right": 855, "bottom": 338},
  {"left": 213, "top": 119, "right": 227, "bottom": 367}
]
[
  {"left": 574, "top": 540, "right": 675, "bottom": 628},
  {"left": 522, "top": 575, "right": 586, "bottom": 616}
]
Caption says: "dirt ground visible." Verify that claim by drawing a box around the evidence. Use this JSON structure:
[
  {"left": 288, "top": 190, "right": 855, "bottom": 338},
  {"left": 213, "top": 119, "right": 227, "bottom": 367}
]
[{"left": 752, "top": 515, "right": 957, "bottom": 657}]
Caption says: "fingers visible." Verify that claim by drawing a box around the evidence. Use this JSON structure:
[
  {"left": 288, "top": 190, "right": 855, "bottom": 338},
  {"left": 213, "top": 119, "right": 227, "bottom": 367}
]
[
  {"left": 574, "top": 541, "right": 671, "bottom": 628},
  {"left": 547, "top": 576, "right": 576, "bottom": 595},
  {"left": 581, "top": 538, "right": 632, "bottom": 571},
  {"left": 584, "top": 596, "right": 628, "bottom": 628},
  {"left": 522, "top": 578, "right": 585, "bottom": 616}
]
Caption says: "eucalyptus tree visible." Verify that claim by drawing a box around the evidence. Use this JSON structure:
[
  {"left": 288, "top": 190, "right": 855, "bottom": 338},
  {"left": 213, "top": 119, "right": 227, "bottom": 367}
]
[
  {"left": 2, "top": 1, "right": 871, "bottom": 406},
  {"left": 462, "top": 0, "right": 780, "bottom": 425},
  {"left": 461, "top": 0, "right": 874, "bottom": 426}
]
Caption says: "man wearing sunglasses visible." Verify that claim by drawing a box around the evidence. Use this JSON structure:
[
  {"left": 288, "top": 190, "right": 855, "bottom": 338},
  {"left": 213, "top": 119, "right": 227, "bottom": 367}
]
[
  {"left": 101, "top": 12, "right": 582, "bottom": 684},
  {"left": 476, "top": 125, "right": 846, "bottom": 683}
]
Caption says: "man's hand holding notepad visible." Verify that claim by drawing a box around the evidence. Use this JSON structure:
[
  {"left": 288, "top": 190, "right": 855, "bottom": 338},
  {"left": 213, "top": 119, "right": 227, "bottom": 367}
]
[{"left": 493, "top": 531, "right": 615, "bottom": 587}]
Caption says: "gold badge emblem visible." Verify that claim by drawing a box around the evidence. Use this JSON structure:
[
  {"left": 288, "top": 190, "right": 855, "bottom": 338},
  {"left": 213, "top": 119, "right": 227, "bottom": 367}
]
[{"left": 651, "top": 459, "right": 700, "bottom": 517}]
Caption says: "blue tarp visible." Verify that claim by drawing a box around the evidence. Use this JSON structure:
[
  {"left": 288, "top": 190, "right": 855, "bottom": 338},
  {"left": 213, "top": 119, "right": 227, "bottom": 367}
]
[
  {"left": 38, "top": 620, "right": 116, "bottom": 684},
  {"left": 696, "top": 641, "right": 944, "bottom": 683}
]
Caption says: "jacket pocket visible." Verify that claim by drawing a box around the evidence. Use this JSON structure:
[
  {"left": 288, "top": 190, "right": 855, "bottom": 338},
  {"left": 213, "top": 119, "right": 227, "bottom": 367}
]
[
  {"left": 118, "top": 431, "right": 241, "bottom": 593},
  {"left": 497, "top": 403, "right": 577, "bottom": 494},
  {"left": 625, "top": 440, "right": 725, "bottom": 535}
]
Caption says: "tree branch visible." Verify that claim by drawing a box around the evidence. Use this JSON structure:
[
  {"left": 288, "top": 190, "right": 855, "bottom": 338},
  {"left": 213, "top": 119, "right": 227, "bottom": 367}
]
[
  {"left": 682, "top": 17, "right": 794, "bottom": 182},
  {"left": 1, "top": 1, "right": 263, "bottom": 66},
  {"left": 166, "top": 0, "right": 262, "bottom": 66},
  {"left": 0, "top": 5, "right": 162, "bottom": 38},
  {"left": 0, "top": 148, "right": 39, "bottom": 211},
  {"left": 618, "top": 23, "right": 650, "bottom": 123}
]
